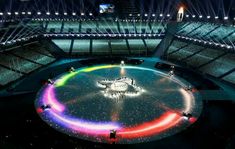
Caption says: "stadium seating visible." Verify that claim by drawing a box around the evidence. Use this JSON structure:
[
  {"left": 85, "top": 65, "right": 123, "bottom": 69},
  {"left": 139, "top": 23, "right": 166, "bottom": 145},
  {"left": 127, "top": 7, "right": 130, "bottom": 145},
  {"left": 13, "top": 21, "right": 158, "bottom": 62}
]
[
  {"left": 72, "top": 39, "right": 90, "bottom": 55},
  {"left": 80, "top": 20, "right": 97, "bottom": 33},
  {"left": 168, "top": 44, "right": 204, "bottom": 61},
  {"left": 199, "top": 54, "right": 235, "bottom": 77},
  {"left": 110, "top": 39, "right": 129, "bottom": 55},
  {"left": 128, "top": 39, "right": 147, "bottom": 55},
  {"left": 119, "top": 21, "right": 136, "bottom": 34},
  {"left": 10, "top": 47, "right": 55, "bottom": 65},
  {"left": 177, "top": 22, "right": 235, "bottom": 44},
  {"left": 135, "top": 22, "right": 151, "bottom": 34},
  {"left": 185, "top": 48, "right": 225, "bottom": 68},
  {"left": 63, "top": 21, "right": 80, "bottom": 33},
  {"left": 46, "top": 21, "right": 62, "bottom": 33},
  {"left": 0, "top": 41, "right": 55, "bottom": 86},
  {"left": 0, "top": 53, "right": 41, "bottom": 74},
  {"left": 92, "top": 40, "right": 111, "bottom": 55},
  {"left": 166, "top": 39, "right": 235, "bottom": 80},
  {"left": 144, "top": 39, "right": 161, "bottom": 52},
  {"left": 52, "top": 39, "right": 72, "bottom": 53},
  {"left": 97, "top": 20, "right": 119, "bottom": 33},
  {"left": 223, "top": 71, "right": 235, "bottom": 84},
  {"left": 151, "top": 22, "right": 166, "bottom": 34},
  {"left": 0, "top": 66, "right": 23, "bottom": 86},
  {"left": 177, "top": 22, "right": 203, "bottom": 34},
  {"left": 166, "top": 40, "right": 188, "bottom": 54}
]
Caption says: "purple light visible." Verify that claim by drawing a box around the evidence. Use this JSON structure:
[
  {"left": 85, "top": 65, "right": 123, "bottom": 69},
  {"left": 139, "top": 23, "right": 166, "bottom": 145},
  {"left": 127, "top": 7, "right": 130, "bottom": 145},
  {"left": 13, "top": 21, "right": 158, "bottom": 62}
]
[{"left": 42, "top": 85, "right": 65, "bottom": 112}]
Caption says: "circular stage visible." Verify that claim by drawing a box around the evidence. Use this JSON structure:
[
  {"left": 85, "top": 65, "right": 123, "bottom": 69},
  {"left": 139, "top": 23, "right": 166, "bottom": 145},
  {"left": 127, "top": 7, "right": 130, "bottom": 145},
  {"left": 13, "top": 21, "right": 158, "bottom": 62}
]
[{"left": 35, "top": 64, "right": 202, "bottom": 144}]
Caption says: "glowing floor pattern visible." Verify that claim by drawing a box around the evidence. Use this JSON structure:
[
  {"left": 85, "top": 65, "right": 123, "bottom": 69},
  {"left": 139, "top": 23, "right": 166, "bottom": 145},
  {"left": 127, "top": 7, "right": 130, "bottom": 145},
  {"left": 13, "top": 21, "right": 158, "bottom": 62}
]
[{"left": 35, "top": 65, "right": 202, "bottom": 144}]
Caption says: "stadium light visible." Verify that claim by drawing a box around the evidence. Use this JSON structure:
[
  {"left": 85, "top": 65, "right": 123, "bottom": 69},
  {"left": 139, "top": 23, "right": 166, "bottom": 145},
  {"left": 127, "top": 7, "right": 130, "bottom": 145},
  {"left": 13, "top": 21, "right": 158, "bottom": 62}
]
[
  {"left": 167, "top": 14, "right": 170, "bottom": 17},
  {"left": 224, "top": 16, "right": 228, "bottom": 20},
  {"left": 37, "top": 12, "right": 41, "bottom": 15},
  {"left": 207, "top": 16, "right": 211, "bottom": 19},
  {"left": 22, "top": 12, "right": 26, "bottom": 15},
  {"left": 186, "top": 14, "right": 189, "bottom": 18},
  {"left": 64, "top": 12, "right": 68, "bottom": 15},
  {"left": 27, "top": 12, "right": 32, "bottom": 15},
  {"left": 81, "top": 12, "right": 85, "bottom": 16},
  {"left": 192, "top": 15, "right": 196, "bottom": 18},
  {"left": 55, "top": 12, "right": 59, "bottom": 15},
  {"left": 0, "top": 12, "right": 3, "bottom": 15},
  {"left": 152, "top": 14, "right": 156, "bottom": 17},
  {"left": 46, "top": 12, "right": 50, "bottom": 15},
  {"left": 144, "top": 14, "right": 148, "bottom": 17},
  {"left": 160, "top": 14, "right": 163, "bottom": 17},
  {"left": 89, "top": 13, "right": 93, "bottom": 16},
  {"left": 199, "top": 15, "right": 203, "bottom": 18},
  {"left": 72, "top": 12, "right": 76, "bottom": 16},
  {"left": 7, "top": 12, "right": 11, "bottom": 15},
  {"left": 215, "top": 16, "right": 219, "bottom": 19},
  {"left": 15, "top": 12, "right": 19, "bottom": 15},
  {"left": 137, "top": 14, "right": 140, "bottom": 17}
]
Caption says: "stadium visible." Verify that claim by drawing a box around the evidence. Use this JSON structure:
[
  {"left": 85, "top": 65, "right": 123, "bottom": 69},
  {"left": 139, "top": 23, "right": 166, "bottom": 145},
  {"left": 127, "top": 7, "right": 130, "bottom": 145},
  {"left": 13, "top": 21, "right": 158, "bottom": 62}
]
[{"left": 0, "top": 0, "right": 235, "bottom": 148}]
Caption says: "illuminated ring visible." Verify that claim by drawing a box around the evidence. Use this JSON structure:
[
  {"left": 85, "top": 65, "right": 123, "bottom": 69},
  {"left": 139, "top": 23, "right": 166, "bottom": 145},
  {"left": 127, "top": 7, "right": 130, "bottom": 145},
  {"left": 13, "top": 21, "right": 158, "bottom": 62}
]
[{"left": 36, "top": 65, "right": 199, "bottom": 143}]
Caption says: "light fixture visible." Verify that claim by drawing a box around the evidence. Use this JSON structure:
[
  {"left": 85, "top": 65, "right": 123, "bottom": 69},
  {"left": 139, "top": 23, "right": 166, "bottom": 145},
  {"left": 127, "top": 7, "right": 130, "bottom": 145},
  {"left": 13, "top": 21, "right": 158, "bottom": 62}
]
[
  {"left": 27, "top": 12, "right": 31, "bottom": 15},
  {"left": 81, "top": 12, "right": 85, "bottom": 16},
  {"left": 215, "top": 16, "right": 219, "bottom": 19},
  {"left": 37, "top": 12, "right": 41, "bottom": 15},
  {"left": 55, "top": 12, "right": 59, "bottom": 15},
  {"left": 89, "top": 13, "right": 93, "bottom": 16},
  {"left": 46, "top": 12, "right": 50, "bottom": 15}
]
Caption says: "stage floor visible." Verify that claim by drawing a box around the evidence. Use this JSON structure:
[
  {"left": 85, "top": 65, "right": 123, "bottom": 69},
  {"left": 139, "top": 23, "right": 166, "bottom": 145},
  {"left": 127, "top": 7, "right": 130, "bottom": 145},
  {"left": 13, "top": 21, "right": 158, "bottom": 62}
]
[{"left": 35, "top": 64, "right": 202, "bottom": 144}]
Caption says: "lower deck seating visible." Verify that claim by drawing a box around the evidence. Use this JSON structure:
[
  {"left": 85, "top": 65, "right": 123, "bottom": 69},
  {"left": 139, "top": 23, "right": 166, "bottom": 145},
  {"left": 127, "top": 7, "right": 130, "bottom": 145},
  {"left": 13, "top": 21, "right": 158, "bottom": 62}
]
[
  {"left": 110, "top": 39, "right": 129, "bottom": 55},
  {"left": 185, "top": 48, "right": 225, "bottom": 67},
  {"left": 199, "top": 54, "right": 235, "bottom": 77},
  {"left": 54, "top": 39, "right": 162, "bottom": 56},
  {"left": 72, "top": 40, "right": 90, "bottom": 55},
  {"left": 52, "top": 39, "right": 72, "bottom": 53},
  {"left": 0, "top": 41, "right": 56, "bottom": 86},
  {"left": 0, "top": 66, "right": 23, "bottom": 86},
  {"left": 144, "top": 39, "right": 161, "bottom": 52},
  {"left": 166, "top": 39, "right": 235, "bottom": 82},
  {"left": 168, "top": 44, "right": 204, "bottom": 61},
  {"left": 167, "top": 40, "right": 188, "bottom": 54},
  {"left": 0, "top": 53, "right": 41, "bottom": 73},
  {"left": 11, "top": 48, "right": 55, "bottom": 65},
  {"left": 128, "top": 39, "right": 147, "bottom": 55},
  {"left": 92, "top": 40, "right": 110, "bottom": 55},
  {"left": 223, "top": 71, "right": 235, "bottom": 84}
]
